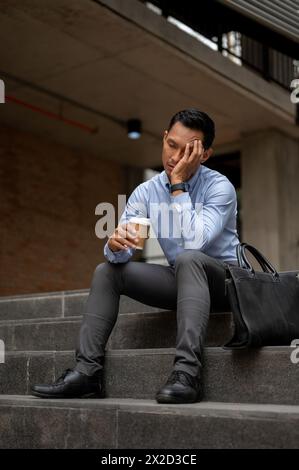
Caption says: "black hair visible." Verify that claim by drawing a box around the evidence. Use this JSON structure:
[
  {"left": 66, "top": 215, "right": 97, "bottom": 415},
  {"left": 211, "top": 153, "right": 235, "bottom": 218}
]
[{"left": 167, "top": 108, "right": 215, "bottom": 149}]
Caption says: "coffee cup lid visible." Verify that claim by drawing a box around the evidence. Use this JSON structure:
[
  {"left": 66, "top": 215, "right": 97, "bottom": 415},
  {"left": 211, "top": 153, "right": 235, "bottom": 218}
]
[{"left": 129, "top": 217, "right": 151, "bottom": 226}]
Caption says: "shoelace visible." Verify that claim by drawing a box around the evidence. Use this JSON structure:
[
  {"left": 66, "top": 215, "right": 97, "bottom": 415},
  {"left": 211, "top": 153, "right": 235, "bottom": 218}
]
[{"left": 167, "top": 370, "right": 195, "bottom": 387}]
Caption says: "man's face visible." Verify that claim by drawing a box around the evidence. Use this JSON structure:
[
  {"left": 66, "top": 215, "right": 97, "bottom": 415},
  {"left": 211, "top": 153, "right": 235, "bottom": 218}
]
[{"left": 162, "top": 121, "right": 207, "bottom": 180}]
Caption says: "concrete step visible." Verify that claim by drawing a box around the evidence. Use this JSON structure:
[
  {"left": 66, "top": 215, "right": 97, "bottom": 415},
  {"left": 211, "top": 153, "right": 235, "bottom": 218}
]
[
  {"left": 0, "top": 290, "right": 165, "bottom": 321},
  {"left": 0, "top": 347, "right": 298, "bottom": 405},
  {"left": 0, "top": 396, "right": 298, "bottom": 448},
  {"left": 0, "top": 311, "right": 232, "bottom": 351}
]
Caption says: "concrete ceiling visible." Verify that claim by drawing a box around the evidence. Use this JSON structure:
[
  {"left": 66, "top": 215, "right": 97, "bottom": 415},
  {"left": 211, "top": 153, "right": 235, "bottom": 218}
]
[{"left": 0, "top": 0, "right": 298, "bottom": 168}]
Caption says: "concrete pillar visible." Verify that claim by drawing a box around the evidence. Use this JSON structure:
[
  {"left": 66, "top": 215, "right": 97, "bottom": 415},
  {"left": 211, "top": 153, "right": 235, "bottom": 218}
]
[
  {"left": 241, "top": 129, "right": 299, "bottom": 271},
  {"left": 123, "top": 164, "right": 144, "bottom": 197}
]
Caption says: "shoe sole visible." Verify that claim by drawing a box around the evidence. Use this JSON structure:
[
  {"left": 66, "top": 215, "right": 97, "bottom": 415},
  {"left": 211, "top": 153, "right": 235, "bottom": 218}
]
[
  {"left": 155, "top": 392, "right": 200, "bottom": 404},
  {"left": 31, "top": 391, "right": 104, "bottom": 399}
]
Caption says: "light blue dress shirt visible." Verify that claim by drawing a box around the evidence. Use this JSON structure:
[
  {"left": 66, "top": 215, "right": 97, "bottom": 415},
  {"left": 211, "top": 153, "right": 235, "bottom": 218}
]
[{"left": 104, "top": 164, "right": 240, "bottom": 266}]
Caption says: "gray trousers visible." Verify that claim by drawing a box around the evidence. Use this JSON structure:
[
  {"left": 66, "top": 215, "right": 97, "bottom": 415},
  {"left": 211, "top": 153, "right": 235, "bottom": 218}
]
[{"left": 75, "top": 250, "right": 235, "bottom": 378}]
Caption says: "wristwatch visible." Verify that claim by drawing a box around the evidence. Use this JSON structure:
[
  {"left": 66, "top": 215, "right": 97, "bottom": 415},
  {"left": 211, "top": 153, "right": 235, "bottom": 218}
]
[{"left": 169, "top": 182, "right": 189, "bottom": 193}]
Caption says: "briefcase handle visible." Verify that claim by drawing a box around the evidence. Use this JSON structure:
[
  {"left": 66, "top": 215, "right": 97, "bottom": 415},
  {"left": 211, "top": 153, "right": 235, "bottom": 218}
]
[
  {"left": 237, "top": 243, "right": 279, "bottom": 278},
  {"left": 236, "top": 243, "right": 269, "bottom": 271}
]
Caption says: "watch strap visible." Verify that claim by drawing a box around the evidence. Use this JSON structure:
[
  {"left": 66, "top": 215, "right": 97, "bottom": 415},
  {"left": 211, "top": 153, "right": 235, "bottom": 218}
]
[{"left": 169, "top": 182, "right": 188, "bottom": 193}]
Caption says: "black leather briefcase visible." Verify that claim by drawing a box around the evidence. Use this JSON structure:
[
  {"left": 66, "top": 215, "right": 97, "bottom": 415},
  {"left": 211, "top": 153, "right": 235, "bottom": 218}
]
[{"left": 223, "top": 243, "right": 299, "bottom": 349}]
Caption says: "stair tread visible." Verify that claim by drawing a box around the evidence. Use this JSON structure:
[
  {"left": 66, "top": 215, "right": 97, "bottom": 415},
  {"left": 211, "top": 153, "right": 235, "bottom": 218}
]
[
  {"left": 3, "top": 345, "right": 292, "bottom": 355},
  {"left": 1, "top": 395, "right": 299, "bottom": 417},
  {"left": 0, "top": 310, "right": 230, "bottom": 326},
  {"left": 0, "top": 289, "right": 90, "bottom": 301}
]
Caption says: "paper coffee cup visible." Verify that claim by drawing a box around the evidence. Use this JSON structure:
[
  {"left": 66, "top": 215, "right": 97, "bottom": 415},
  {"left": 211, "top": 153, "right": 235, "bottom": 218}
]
[{"left": 129, "top": 217, "right": 151, "bottom": 250}]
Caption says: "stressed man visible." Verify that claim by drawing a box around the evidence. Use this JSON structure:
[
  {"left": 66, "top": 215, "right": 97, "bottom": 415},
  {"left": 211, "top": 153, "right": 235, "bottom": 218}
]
[{"left": 32, "top": 108, "right": 240, "bottom": 404}]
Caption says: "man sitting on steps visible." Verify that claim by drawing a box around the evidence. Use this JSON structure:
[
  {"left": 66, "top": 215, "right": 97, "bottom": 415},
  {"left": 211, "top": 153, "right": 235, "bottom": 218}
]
[{"left": 31, "top": 108, "right": 240, "bottom": 404}]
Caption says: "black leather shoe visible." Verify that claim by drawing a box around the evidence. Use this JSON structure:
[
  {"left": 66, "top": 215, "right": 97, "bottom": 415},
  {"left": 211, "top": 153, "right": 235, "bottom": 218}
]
[
  {"left": 155, "top": 370, "right": 202, "bottom": 404},
  {"left": 31, "top": 368, "right": 104, "bottom": 399}
]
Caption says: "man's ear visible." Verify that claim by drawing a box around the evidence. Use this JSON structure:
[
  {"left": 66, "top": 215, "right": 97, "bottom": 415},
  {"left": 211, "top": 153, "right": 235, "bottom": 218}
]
[
  {"left": 202, "top": 147, "right": 213, "bottom": 163},
  {"left": 163, "top": 130, "right": 168, "bottom": 141}
]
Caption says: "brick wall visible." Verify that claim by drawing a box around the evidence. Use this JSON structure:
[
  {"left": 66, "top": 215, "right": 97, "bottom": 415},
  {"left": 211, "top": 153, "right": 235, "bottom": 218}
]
[{"left": 0, "top": 126, "right": 126, "bottom": 295}]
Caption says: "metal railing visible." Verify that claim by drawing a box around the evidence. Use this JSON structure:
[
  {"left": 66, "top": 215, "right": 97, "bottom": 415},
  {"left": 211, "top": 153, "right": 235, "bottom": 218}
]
[{"left": 141, "top": 0, "right": 298, "bottom": 92}]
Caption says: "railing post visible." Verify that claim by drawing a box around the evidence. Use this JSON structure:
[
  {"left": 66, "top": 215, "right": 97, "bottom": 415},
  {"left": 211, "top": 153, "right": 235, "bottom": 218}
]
[
  {"left": 217, "top": 25, "right": 223, "bottom": 53},
  {"left": 262, "top": 44, "right": 270, "bottom": 81},
  {"left": 160, "top": 0, "right": 169, "bottom": 18}
]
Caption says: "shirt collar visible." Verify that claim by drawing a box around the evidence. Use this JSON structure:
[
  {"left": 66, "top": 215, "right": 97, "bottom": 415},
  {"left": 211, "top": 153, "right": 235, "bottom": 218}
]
[{"left": 161, "top": 164, "right": 203, "bottom": 192}]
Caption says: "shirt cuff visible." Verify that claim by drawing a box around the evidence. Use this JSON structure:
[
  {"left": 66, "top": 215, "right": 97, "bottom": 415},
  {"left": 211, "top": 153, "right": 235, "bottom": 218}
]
[
  {"left": 103, "top": 241, "right": 134, "bottom": 264},
  {"left": 170, "top": 191, "right": 192, "bottom": 210},
  {"left": 170, "top": 191, "right": 191, "bottom": 202},
  {"left": 104, "top": 242, "right": 117, "bottom": 262}
]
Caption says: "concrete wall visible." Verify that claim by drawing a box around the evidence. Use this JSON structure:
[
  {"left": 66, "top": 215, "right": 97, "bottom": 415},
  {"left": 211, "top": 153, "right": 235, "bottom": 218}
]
[
  {"left": 241, "top": 129, "right": 299, "bottom": 270},
  {"left": 0, "top": 126, "right": 126, "bottom": 295}
]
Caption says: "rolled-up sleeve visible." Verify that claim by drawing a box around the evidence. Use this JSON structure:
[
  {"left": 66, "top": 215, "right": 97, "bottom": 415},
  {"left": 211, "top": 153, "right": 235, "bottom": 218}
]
[
  {"left": 103, "top": 241, "right": 135, "bottom": 264},
  {"left": 170, "top": 180, "right": 237, "bottom": 250}
]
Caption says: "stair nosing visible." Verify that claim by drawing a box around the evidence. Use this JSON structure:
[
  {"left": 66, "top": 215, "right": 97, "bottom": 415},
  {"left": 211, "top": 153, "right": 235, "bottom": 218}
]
[
  {"left": 0, "top": 396, "right": 299, "bottom": 418},
  {"left": 0, "top": 310, "right": 231, "bottom": 327},
  {"left": 0, "top": 289, "right": 90, "bottom": 302},
  {"left": 3, "top": 345, "right": 292, "bottom": 356}
]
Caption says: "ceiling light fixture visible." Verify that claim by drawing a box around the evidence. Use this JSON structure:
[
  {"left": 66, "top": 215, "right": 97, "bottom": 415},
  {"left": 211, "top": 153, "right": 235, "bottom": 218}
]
[{"left": 127, "top": 118, "right": 142, "bottom": 139}]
